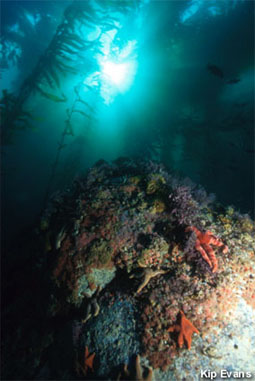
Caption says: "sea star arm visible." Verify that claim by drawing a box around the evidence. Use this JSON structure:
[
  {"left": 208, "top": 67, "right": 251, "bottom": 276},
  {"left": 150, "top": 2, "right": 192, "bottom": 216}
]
[
  {"left": 203, "top": 243, "right": 218, "bottom": 272},
  {"left": 167, "top": 325, "right": 181, "bottom": 333},
  {"left": 86, "top": 352, "right": 95, "bottom": 371},
  {"left": 208, "top": 236, "right": 228, "bottom": 253},
  {"left": 84, "top": 347, "right": 95, "bottom": 374},
  {"left": 185, "top": 225, "right": 199, "bottom": 235},
  {"left": 117, "top": 355, "right": 153, "bottom": 381},
  {"left": 137, "top": 269, "right": 166, "bottom": 294},
  {"left": 178, "top": 331, "right": 185, "bottom": 348},
  {"left": 195, "top": 242, "right": 213, "bottom": 268},
  {"left": 183, "top": 326, "right": 199, "bottom": 350},
  {"left": 136, "top": 355, "right": 153, "bottom": 381}
]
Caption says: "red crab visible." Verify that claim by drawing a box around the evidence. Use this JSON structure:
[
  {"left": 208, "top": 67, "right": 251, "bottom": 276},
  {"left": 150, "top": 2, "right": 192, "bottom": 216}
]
[{"left": 185, "top": 226, "right": 228, "bottom": 272}]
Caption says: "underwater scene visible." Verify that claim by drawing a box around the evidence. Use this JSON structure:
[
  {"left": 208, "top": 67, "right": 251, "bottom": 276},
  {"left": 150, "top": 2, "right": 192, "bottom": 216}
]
[{"left": 1, "top": 0, "right": 254, "bottom": 380}]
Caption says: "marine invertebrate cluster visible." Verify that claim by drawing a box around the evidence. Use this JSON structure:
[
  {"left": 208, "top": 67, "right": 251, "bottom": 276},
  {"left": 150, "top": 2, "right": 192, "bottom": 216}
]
[
  {"left": 151, "top": 199, "right": 165, "bottom": 214},
  {"left": 29, "top": 158, "right": 254, "bottom": 378},
  {"left": 168, "top": 185, "right": 199, "bottom": 226},
  {"left": 81, "top": 292, "right": 141, "bottom": 377},
  {"left": 47, "top": 159, "right": 231, "bottom": 308},
  {"left": 146, "top": 174, "right": 166, "bottom": 195}
]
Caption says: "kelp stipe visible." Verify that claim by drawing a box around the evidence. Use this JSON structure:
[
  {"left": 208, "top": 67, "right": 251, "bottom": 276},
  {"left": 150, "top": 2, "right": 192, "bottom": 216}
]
[{"left": 42, "top": 82, "right": 96, "bottom": 208}]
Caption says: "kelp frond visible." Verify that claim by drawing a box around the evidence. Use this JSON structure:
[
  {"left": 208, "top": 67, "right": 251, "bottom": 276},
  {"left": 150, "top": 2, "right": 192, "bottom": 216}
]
[{"left": 36, "top": 87, "right": 67, "bottom": 103}]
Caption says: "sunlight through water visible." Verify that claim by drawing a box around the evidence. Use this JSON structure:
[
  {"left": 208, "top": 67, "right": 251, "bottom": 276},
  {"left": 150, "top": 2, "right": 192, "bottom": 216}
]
[{"left": 84, "top": 27, "right": 137, "bottom": 104}]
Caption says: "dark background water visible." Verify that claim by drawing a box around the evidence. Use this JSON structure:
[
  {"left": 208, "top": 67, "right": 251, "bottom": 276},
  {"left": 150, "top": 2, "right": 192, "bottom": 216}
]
[{"left": 1, "top": 0, "right": 254, "bottom": 247}]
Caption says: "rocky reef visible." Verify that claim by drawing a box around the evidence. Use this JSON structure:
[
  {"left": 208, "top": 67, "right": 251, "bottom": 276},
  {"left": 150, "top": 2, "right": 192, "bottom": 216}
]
[{"left": 2, "top": 158, "right": 255, "bottom": 380}]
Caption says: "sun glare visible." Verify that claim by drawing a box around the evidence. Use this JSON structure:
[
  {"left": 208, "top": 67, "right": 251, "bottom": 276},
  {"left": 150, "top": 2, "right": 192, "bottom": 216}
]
[
  {"left": 83, "top": 28, "right": 137, "bottom": 104},
  {"left": 102, "top": 61, "right": 130, "bottom": 87}
]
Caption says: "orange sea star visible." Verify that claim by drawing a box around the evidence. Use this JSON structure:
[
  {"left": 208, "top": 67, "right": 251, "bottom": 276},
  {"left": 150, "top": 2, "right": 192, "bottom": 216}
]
[
  {"left": 167, "top": 310, "right": 199, "bottom": 350},
  {"left": 186, "top": 226, "right": 228, "bottom": 272},
  {"left": 84, "top": 346, "right": 95, "bottom": 375},
  {"left": 75, "top": 346, "right": 95, "bottom": 377}
]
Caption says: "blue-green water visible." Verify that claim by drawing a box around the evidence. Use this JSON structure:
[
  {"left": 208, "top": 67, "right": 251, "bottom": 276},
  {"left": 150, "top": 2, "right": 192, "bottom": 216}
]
[{"left": 1, "top": 0, "right": 254, "bottom": 246}]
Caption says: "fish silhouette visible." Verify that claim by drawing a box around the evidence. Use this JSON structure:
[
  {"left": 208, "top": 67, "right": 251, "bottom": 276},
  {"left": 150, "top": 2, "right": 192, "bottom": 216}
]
[
  {"left": 207, "top": 63, "right": 224, "bottom": 78},
  {"left": 226, "top": 78, "right": 241, "bottom": 84}
]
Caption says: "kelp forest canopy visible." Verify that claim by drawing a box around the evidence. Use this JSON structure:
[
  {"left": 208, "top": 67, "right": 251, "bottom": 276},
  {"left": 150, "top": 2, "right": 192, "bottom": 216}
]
[
  {"left": 1, "top": 0, "right": 143, "bottom": 236},
  {"left": 1, "top": 0, "right": 139, "bottom": 144},
  {"left": 1, "top": 0, "right": 254, "bottom": 243}
]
